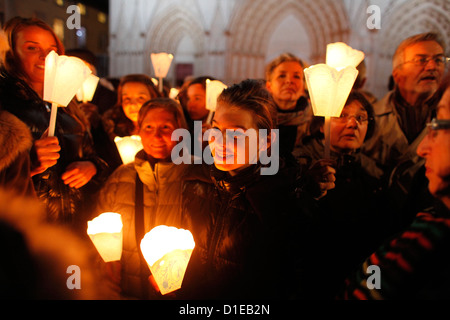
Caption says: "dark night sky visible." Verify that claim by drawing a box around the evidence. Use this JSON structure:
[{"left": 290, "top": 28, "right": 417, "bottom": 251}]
[{"left": 79, "top": 0, "right": 109, "bottom": 13}]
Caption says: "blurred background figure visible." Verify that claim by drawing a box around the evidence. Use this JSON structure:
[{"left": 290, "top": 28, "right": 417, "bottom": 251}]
[
  {"left": 0, "top": 188, "right": 114, "bottom": 299},
  {"left": 265, "top": 52, "right": 312, "bottom": 158},
  {"left": 65, "top": 48, "right": 117, "bottom": 116},
  {"left": 102, "top": 74, "right": 161, "bottom": 140}
]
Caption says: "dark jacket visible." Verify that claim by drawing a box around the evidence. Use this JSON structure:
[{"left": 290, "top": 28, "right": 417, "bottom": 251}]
[
  {"left": 0, "top": 70, "right": 108, "bottom": 227},
  {"left": 180, "top": 159, "right": 309, "bottom": 300},
  {"left": 294, "top": 136, "right": 394, "bottom": 299},
  {"left": 339, "top": 200, "right": 450, "bottom": 300},
  {"left": 0, "top": 110, "right": 35, "bottom": 198}
]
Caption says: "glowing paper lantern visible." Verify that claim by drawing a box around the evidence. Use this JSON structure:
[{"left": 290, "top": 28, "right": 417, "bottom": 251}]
[
  {"left": 114, "top": 135, "right": 143, "bottom": 164},
  {"left": 76, "top": 74, "right": 100, "bottom": 103},
  {"left": 44, "top": 50, "right": 92, "bottom": 136},
  {"left": 206, "top": 79, "right": 227, "bottom": 124},
  {"left": 304, "top": 64, "right": 358, "bottom": 157},
  {"left": 169, "top": 87, "right": 180, "bottom": 100},
  {"left": 87, "top": 212, "right": 123, "bottom": 262},
  {"left": 326, "top": 42, "right": 365, "bottom": 71},
  {"left": 140, "top": 225, "right": 195, "bottom": 295},
  {"left": 151, "top": 53, "right": 174, "bottom": 93}
]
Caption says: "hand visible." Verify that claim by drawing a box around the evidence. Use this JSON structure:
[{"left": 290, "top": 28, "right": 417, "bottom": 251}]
[
  {"left": 61, "top": 161, "right": 97, "bottom": 188},
  {"left": 309, "top": 159, "right": 336, "bottom": 200},
  {"left": 30, "top": 135, "right": 61, "bottom": 176}
]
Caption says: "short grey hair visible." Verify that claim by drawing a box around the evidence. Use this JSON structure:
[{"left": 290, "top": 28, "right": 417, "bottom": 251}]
[{"left": 392, "top": 32, "right": 445, "bottom": 70}]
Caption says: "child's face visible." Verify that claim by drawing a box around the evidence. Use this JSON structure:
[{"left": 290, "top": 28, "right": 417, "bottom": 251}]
[
  {"left": 209, "top": 104, "right": 263, "bottom": 175},
  {"left": 121, "top": 82, "right": 152, "bottom": 123}
]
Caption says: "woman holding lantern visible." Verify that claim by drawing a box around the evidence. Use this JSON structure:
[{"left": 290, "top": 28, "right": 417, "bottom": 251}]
[
  {"left": 179, "top": 79, "right": 335, "bottom": 300},
  {"left": 0, "top": 17, "right": 108, "bottom": 228},
  {"left": 94, "top": 97, "right": 191, "bottom": 300},
  {"left": 293, "top": 91, "right": 395, "bottom": 299}
]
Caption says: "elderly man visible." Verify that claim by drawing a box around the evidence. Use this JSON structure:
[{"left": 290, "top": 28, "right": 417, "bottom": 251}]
[
  {"left": 363, "top": 32, "right": 447, "bottom": 167},
  {"left": 363, "top": 33, "right": 447, "bottom": 228},
  {"left": 339, "top": 72, "right": 450, "bottom": 300}
]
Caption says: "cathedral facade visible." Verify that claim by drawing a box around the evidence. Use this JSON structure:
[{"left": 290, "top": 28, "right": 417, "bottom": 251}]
[{"left": 109, "top": 0, "right": 450, "bottom": 100}]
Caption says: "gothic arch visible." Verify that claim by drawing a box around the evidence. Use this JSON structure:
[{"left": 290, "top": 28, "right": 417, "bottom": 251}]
[
  {"left": 144, "top": 7, "right": 206, "bottom": 75},
  {"left": 225, "top": 0, "right": 350, "bottom": 84}
]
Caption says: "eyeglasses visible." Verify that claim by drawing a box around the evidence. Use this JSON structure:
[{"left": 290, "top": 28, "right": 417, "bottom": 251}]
[
  {"left": 402, "top": 55, "right": 448, "bottom": 67},
  {"left": 331, "top": 113, "right": 370, "bottom": 125},
  {"left": 425, "top": 118, "right": 450, "bottom": 139}
]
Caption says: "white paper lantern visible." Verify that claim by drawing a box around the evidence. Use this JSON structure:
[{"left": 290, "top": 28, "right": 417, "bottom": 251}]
[
  {"left": 114, "top": 135, "right": 143, "bottom": 164},
  {"left": 87, "top": 212, "right": 123, "bottom": 262},
  {"left": 140, "top": 225, "right": 195, "bottom": 295}
]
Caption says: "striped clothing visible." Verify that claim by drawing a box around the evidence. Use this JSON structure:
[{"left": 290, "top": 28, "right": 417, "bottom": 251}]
[{"left": 339, "top": 204, "right": 450, "bottom": 299}]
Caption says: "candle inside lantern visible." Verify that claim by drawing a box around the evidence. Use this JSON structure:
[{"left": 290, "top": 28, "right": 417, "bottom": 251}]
[
  {"left": 87, "top": 212, "right": 123, "bottom": 262},
  {"left": 140, "top": 225, "right": 195, "bottom": 295},
  {"left": 114, "top": 135, "right": 143, "bottom": 164}
]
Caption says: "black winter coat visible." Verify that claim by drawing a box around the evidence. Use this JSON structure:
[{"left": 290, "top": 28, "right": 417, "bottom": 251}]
[
  {"left": 0, "top": 70, "right": 108, "bottom": 227},
  {"left": 179, "top": 159, "right": 310, "bottom": 300}
]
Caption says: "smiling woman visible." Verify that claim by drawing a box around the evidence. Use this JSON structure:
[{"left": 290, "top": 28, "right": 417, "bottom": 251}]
[
  {"left": 0, "top": 16, "right": 109, "bottom": 228},
  {"left": 93, "top": 97, "right": 190, "bottom": 300}
]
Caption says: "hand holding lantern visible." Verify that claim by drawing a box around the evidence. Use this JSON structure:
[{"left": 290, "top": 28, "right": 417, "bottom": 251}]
[
  {"left": 44, "top": 50, "right": 92, "bottom": 136},
  {"left": 304, "top": 42, "right": 364, "bottom": 158}
]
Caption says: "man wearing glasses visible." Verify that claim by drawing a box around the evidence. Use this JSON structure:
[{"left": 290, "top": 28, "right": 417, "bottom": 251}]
[
  {"left": 362, "top": 32, "right": 447, "bottom": 229},
  {"left": 363, "top": 32, "right": 447, "bottom": 167}
]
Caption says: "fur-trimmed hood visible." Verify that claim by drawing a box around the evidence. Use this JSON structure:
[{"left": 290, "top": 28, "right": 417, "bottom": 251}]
[{"left": 0, "top": 110, "right": 32, "bottom": 172}]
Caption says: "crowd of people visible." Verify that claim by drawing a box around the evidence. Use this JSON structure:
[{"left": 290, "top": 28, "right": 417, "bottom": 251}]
[{"left": 0, "top": 16, "right": 449, "bottom": 300}]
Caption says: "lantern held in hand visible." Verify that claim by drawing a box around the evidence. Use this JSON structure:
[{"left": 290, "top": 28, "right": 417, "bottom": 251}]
[
  {"left": 151, "top": 53, "right": 174, "bottom": 93},
  {"left": 304, "top": 64, "right": 358, "bottom": 158},
  {"left": 44, "top": 50, "right": 92, "bottom": 136},
  {"left": 114, "top": 135, "right": 143, "bottom": 164},
  {"left": 87, "top": 212, "right": 123, "bottom": 262},
  {"left": 140, "top": 225, "right": 195, "bottom": 295}
]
